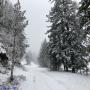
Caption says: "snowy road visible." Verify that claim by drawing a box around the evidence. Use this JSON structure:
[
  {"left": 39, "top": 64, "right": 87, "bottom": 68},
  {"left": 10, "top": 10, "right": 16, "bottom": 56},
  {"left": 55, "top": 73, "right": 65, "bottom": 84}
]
[
  {"left": 19, "top": 64, "right": 67, "bottom": 90},
  {"left": 19, "top": 63, "right": 90, "bottom": 90},
  {"left": 30, "top": 68, "right": 67, "bottom": 90}
]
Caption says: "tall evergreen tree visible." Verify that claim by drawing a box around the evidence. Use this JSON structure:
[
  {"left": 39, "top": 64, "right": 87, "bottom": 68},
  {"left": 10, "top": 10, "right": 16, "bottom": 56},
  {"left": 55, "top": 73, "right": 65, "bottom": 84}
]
[
  {"left": 10, "top": 0, "right": 28, "bottom": 81},
  {"left": 0, "top": 0, "right": 28, "bottom": 81},
  {"left": 47, "top": 0, "right": 87, "bottom": 72},
  {"left": 79, "top": 0, "right": 90, "bottom": 70}
]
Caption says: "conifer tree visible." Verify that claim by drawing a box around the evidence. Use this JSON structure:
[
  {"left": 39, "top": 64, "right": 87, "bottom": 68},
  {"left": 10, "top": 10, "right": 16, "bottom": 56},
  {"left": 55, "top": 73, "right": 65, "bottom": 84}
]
[
  {"left": 78, "top": 0, "right": 90, "bottom": 71},
  {"left": 10, "top": 0, "right": 28, "bottom": 81},
  {"left": 47, "top": 0, "right": 87, "bottom": 72},
  {"left": 0, "top": 0, "right": 28, "bottom": 81}
]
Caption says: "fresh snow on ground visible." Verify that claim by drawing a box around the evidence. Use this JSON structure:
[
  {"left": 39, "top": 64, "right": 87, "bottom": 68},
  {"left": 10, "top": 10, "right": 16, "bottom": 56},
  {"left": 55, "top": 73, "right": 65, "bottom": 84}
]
[
  {"left": 0, "top": 62, "right": 89, "bottom": 90},
  {"left": 45, "top": 71, "right": 90, "bottom": 90},
  {"left": 0, "top": 72, "right": 9, "bottom": 86},
  {"left": 18, "top": 62, "right": 90, "bottom": 90}
]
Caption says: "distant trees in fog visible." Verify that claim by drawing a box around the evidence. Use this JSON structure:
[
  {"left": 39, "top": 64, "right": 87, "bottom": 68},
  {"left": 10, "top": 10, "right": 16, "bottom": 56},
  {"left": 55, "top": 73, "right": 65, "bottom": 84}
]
[
  {"left": 25, "top": 51, "right": 35, "bottom": 65},
  {"left": 38, "top": 39, "right": 50, "bottom": 68}
]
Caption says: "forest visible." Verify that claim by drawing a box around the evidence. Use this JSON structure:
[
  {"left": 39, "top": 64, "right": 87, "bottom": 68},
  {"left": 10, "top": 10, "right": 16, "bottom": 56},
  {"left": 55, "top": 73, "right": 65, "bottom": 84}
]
[
  {"left": 38, "top": 0, "right": 90, "bottom": 74},
  {"left": 0, "top": 0, "right": 90, "bottom": 90}
]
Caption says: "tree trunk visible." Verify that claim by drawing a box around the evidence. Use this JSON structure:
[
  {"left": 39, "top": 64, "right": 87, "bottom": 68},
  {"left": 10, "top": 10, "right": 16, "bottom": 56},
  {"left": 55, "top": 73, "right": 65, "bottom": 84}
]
[
  {"left": 72, "top": 67, "right": 75, "bottom": 73},
  {"left": 64, "top": 65, "right": 66, "bottom": 71},
  {"left": 10, "top": 63, "right": 14, "bottom": 81},
  {"left": 66, "top": 66, "right": 68, "bottom": 72},
  {"left": 10, "top": 29, "right": 16, "bottom": 82},
  {"left": 54, "top": 65, "right": 57, "bottom": 71},
  {"left": 57, "top": 65, "right": 59, "bottom": 71},
  {"left": 64, "top": 65, "right": 68, "bottom": 72}
]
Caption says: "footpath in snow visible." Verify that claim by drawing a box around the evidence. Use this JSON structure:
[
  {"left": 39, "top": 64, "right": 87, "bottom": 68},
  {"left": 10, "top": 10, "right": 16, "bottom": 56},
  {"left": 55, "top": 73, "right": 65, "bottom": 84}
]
[{"left": 19, "top": 63, "right": 90, "bottom": 90}]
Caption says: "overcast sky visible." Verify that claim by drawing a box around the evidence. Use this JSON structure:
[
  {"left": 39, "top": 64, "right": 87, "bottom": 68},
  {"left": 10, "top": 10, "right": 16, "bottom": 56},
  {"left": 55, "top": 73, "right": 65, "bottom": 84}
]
[{"left": 10, "top": 0, "right": 81, "bottom": 55}]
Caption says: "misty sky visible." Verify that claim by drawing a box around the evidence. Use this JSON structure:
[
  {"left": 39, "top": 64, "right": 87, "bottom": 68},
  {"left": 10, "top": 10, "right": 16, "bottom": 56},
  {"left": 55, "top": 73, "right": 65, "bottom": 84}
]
[{"left": 10, "top": 0, "right": 81, "bottom": 55}]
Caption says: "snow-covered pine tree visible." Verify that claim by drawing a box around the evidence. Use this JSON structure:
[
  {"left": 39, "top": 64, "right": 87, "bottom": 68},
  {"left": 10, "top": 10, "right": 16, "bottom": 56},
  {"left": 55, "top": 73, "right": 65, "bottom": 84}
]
[
  {"left": 10, "top": 0, "right": 28, "bottom": 81},
  {"left": 0, "top": 0, "right": 28, "bottom": 81},
  {"left": 78, "top": 0, "right": 90, "bottom": 72},
  {"left": 47, "top": 0, "right": 86, "bottom": 72}
]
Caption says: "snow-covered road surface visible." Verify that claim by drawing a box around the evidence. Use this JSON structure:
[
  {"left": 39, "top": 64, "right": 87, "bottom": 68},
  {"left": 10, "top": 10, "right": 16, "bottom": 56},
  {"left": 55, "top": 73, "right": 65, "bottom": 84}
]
[{"left": 19, "top": 63, "right": 90, "bottom": 90}]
